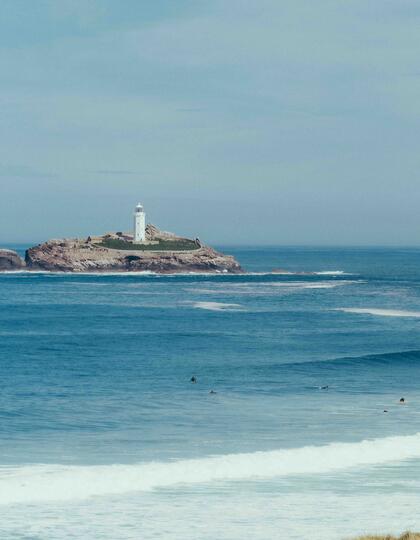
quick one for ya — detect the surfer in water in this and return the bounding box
[399,397,405,404]
[190,376,197,384]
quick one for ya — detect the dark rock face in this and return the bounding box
[0,249,25,270]
[25,227,243,274]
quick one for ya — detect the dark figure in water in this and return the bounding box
[400,397,405,403]
[320,385,329,390]
[190,376,197,383]
[383,410,388,413]
[209,390,217,394]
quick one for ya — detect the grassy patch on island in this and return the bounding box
[96,238,200,251]
[353,534,420,540]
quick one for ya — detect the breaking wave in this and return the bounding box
[271,280,359,289]
[0,270,352,278]
[2,433,420,505]
[315,271,349,276]
[191,301,243,311]
[337,308,420,318]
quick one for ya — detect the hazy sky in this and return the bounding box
[0,0,419,244]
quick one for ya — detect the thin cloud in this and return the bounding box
[0,166,57,178]
[176,108,205,112]
[94,170,138,175]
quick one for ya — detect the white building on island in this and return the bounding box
[133,202,146,243]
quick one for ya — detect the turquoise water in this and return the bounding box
[2,246,420,538]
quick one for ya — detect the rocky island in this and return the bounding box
[0,249,25,271]
[21,224,243,274]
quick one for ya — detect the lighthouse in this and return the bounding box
[133,203,146,243]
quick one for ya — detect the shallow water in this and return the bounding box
[1,246,420,538]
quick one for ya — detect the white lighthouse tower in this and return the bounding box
[133,202,146,243]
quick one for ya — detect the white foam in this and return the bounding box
[245,270,352,276]
[272,281,357,289]
[2,433,420,505]
[0,271,222,277]
[298,283,341,289]
[337,308,420,318]
[0,269,352,278]
[315,271,348,276]
[188,281,360,296]
[191,301,243,311]
[0,270,50,275]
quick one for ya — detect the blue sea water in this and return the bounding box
[2,246,420,539]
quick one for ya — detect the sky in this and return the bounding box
[0,0,419,245]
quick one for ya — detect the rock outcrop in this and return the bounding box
[24,226,243,274]
[0,249,25,270]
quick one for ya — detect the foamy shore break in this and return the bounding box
[0,224,243,274]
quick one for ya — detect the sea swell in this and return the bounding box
[259,349,420,374]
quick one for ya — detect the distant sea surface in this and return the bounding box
[2,246,420,539]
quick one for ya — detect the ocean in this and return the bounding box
[1,246,420,539]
